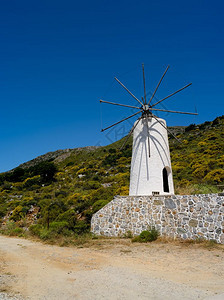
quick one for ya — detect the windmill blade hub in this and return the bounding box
[142,104,150,111]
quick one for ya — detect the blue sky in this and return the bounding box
[0,0,223,172]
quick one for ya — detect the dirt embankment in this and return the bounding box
[0,235,224,300]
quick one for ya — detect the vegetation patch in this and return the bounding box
[132,227,160,243]
[0,116,223,242]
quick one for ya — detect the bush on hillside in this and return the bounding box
[73,220,89,234]
[185,123,196,132]
[29,224,42,236]
[31,161,57,183]
[10,205,24,222]
[56,209,77,230]
[203,169,224,184]
[92,200,109,213]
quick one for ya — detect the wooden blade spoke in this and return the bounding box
[142,63,147,105]
[120,117,141,150]
[151,83,192,108]
[115,77,143,106]
[152,114,181,143]
[148,65,169,106]
[101,110,142,132]
[144,115,151,157]
[100,99,141,110]
[150,108,198,115]
[194,106,198,114]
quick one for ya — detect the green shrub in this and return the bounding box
[39,228,53,240]
[29,224,43,237]
[82,181,101,190]
[73,220,89,234]
[66,161,74,167]
[132,227,159,243]
[2,181,12,190]
[9,167,25,182]
[146,226,160,241]
[0,221,25,237]
[55,190,68,198]
[0,205,7,218]
[49,221,69,234]
[92,200,109,213]
[139,230,151,242]
[56,209,76,230]
[192,184,219,194]
[23,175,41,188]
[204,169,224,184]
[10,227,24,236]
[38,221,72,240]
[185,124,196,132]
[83,209,93,222]
[40,199,68,228]
[10,205,24,222]
[30,161,57,183]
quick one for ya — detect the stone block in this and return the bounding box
[216,228,222,234]
[204,197,211,202]
[199,221,203,227]
[189,219,198,227]
[153,199,163,205]
[177,227,186,234]
[206,217,213,222]
[165,198,176,209]
[220,234,224,243]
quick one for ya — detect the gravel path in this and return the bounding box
[0,293,25,300]
[0,235,224,299]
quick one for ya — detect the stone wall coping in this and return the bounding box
[114,193,222,199]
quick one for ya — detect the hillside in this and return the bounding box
[0,115,223,237]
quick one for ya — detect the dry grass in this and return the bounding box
[154,235,224,251]
[175,185,196,195]
[68,236,224,253]
[3,228,224,252]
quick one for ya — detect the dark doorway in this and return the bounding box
[163,168,169,192]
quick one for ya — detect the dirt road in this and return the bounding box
[0,235,224,300]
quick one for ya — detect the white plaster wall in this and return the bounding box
[129,116,174,196]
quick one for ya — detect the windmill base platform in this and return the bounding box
[91,193,224,244]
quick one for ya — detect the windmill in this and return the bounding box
[100,64,198,196]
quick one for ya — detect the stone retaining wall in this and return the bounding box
[91,194,224,244]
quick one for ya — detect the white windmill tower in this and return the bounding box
[100,64,197,196]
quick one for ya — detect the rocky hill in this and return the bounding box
[0,115,223,237]
[9,146,100,171]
